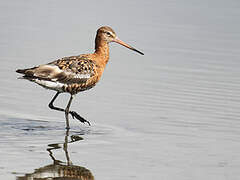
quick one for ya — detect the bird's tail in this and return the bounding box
[16,67,37,80]
[16,68,27,74]
[16,67,36,76]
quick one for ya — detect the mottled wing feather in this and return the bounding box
[20,56,96,84]
[17,55,98,93]
[48,56,97,84]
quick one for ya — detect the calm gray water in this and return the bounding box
[1,0,240,179]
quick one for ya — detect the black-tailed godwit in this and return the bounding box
[16,26,144,129]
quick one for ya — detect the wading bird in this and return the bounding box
[16,26,144,129]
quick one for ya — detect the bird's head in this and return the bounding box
[96,26,144,55]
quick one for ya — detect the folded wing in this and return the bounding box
[16,56,97,92]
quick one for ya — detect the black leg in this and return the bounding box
[65,95,73,129]
[48,92,91,126]
[49,92,64,112]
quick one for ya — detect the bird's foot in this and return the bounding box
[69,111,91,126]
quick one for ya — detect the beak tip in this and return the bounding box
[134,49,144,55]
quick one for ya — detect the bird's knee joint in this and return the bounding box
[48,103,53,109]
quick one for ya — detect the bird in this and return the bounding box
[16,26,144,129]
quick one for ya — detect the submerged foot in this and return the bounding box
[69,111,91,126]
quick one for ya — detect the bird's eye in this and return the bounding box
[106,32,111,37]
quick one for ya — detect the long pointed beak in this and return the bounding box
[113,37,144,55]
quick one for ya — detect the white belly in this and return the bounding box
[34,79,65,92]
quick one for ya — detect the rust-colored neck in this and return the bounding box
[94,36,110,67]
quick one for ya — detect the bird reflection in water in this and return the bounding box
[17,129,94,180]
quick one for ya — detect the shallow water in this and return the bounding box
[1,0,240,179]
